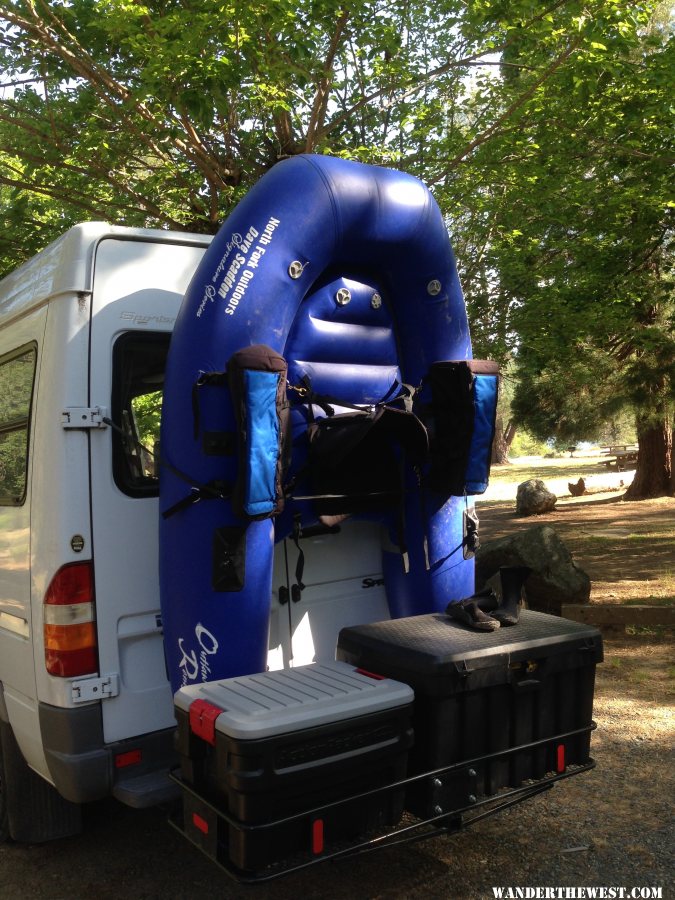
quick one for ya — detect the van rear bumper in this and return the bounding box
[39,702,177,807]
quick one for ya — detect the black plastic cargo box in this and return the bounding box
[174,662,414,872]
[337,610,602,818]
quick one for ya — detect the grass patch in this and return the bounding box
[626,625,671,638]
[628,670,651,684]
[626,530,675,542]
[624,597,675,607]
[489,455,628,487]
[583,535,620,545]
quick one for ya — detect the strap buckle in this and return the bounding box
[287,380,309,398]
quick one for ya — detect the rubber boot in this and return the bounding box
[473,586,499,613]
[492,566,531,626]
[446,594,500,632]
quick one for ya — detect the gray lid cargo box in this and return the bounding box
[173,662,414,873]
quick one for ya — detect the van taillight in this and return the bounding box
[44,562,98,677]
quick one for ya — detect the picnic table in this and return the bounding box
[600,444,639,470]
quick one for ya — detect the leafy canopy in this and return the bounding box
[1,1,672,475]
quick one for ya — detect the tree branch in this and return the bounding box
[7,1,228,188]
[0,76,43,88]
[428,36,583,184]
[305,9,350,152]
[319,0,575,144]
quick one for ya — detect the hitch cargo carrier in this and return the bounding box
[169,611,602,882]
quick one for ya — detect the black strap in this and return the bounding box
[192,370,228,439]
[289,374,371,419]
[161,479,231,520]
[375,378,420,413]
[395,455,409,574]
[291,515,306,602]
[415,466,431,571]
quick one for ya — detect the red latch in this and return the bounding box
[312,818,324,855]
[192,812,209,835]
[556,743,566,773]
[189,699,223,746]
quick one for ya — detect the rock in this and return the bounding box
[516,478,557,515]
[475,524,591,615]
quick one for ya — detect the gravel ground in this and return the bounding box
[1,635,672,900]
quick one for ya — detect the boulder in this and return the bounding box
[516,478,557,515]
[475,524,591,615]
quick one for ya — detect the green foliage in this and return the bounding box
[0,347,35,502]
[508,429,549,458]
[0,430,28,501]
[444,2,674,449]
[132,390,162,448]
[1,2,663,263]
[0,1,672,491]
[596,410,638,447]
[0,348,34,424]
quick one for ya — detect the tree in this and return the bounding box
[1,1,652,261]
[491,367,519,464]
[1,1,672,495]
[1,0,551,265]
[442,3,674,496]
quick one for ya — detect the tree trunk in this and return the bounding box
[623,416,673,500]
[492,416,516,464]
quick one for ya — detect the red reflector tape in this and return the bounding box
[312,818,324,855]
[355,668,385,680]
[115,749,142,769]
[192,813,209,835]
[556,744,566,773]
[189,699,223,746]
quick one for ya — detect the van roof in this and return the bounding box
[0,222,212,329]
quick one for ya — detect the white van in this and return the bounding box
[0,223,394,841]
[0,224,215,839]
[0,222,603,876]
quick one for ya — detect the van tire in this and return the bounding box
[0,721,82,843]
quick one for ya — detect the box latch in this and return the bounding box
[189,699,223,745]
[453,660,474,678]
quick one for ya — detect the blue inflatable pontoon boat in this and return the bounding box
[159,155,499,692]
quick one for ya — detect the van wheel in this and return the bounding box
[0,721,82,842]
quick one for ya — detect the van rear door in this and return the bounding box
[89,236,206,744]
[284,520,390,666]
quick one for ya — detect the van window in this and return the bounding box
[112,332,171,497]
[0,345,37,505]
